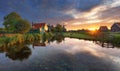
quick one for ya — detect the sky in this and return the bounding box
[0,0,120,30]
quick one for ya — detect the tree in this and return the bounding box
[48,24,66,32]
[3,12,31,33]
[3,12,21,32]
[14,20,31,34]
[55,24,63,32]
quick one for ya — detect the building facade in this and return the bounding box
[99,26,109,32]
[111,22,120,32]
[32,23,48,33]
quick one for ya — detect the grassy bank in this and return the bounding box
[64,32,120,47]
[109,33,120,46]
[0,32,54,47]
[63,32,95,40]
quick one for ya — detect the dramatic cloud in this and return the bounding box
[75,0,103,12]
[0,0,120,30]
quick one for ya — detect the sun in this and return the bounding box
[89,28,97,31]
[88,28,98,35]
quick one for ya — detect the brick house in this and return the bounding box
[32,23,48,33]
[99,26,109,32]
[111,22,120,32]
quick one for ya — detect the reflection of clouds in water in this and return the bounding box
[62,38,106,58]
[49,38,120,70]
[32,49,118,71]
[65,45,106,58]
[1,38,120,71]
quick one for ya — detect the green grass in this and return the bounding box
[0,32,54,47]
[111,32,120,37]
[63,32,95,40]
[64,32,120,47]
[0,33,41,47]
[108,32,120,46]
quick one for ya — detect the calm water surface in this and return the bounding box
[0,38,120,71]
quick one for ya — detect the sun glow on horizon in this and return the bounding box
[88,28,98,31]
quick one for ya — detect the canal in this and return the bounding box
[0,38,120,71]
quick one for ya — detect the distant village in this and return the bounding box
[99,22,120,32]
[0,21,120,34]
[31,22,66,33]
[67,22,120,33]
[31,22,120,32]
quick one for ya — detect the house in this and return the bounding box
[99,26,109,32]
[32,22,48,33]
[111,22,120,32]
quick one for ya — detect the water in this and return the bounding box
[0,38,120,71]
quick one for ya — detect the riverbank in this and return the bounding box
[63,32,95,40]
[63,32,120,47]
[1,32,120,48]
[0,32,53,47]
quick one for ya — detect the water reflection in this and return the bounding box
[29,51,118,71]
[0,37,120,71]
[93,41,115,48]
[32,35,65,47]
[0,44,31,61]
[50,35,65,44]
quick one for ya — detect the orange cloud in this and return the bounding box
[66,22,113,31]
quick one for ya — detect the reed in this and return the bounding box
[0,33,42,47]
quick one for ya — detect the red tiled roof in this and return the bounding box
[32,23,46,29]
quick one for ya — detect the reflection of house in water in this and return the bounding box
[32,39,49,48]
[32,35,65,48]
[93,41,114,48]
[33,42,46,47]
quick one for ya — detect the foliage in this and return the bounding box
[33,33,41,40]
[48,24,66,32]
[55,24,63,32]
[5,44,31,61]
[3,12,21,32]
[14,20,31,34]
[64,32,120,47]
[3,12,31,33]
[0,28,5,30]
[24,34,35,42]
[0,28,6,33]
[0,33,41,47]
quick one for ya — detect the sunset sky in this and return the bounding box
[0,0,120,30]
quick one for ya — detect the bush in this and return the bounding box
[0,33,52,47]
[15,34,24,44]
[24,34,35,42]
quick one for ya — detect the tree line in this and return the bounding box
[48,24,66,33]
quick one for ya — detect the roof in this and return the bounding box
[111,22,120,29]
[99,26,108,28]
[99,26,108,31]
[32,23,46,29]
[114,22,120,26]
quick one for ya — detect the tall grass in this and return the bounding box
[0,32,54,47]
[63,32,95,40]
[0,33,41,47]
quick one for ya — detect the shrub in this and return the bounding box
[15,34,24,44]
[33,33,41,40]
[24,34,35,42]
